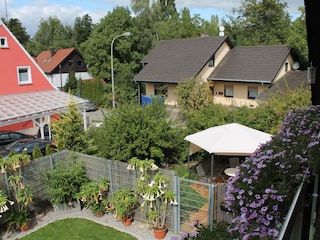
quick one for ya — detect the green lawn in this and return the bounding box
[19,218,137,240]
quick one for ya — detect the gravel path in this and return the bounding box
[2,206,178,240]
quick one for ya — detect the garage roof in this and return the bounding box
[0,90,89,127]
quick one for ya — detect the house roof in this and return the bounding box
[257,70,308,101]
[133,36,231,84]
[0,21,57,95]
[208,45,292,84]
[35,48,76,73]
[0,90,89,127]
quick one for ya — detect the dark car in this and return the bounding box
[0,138,55,159]
[85,101,97,112]
[0,131,36,147]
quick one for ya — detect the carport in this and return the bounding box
[0,90,91,139]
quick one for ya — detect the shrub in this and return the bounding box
[226,106,320,238]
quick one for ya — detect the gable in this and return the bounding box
[208,45,292,84]
[0,21,56,95]
[133,36,232,84]
[36,48,76,73]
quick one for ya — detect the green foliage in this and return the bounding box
[175,78,212,115]
[127,158,177,230]
[73,14,93,46]
[185,104,234,134]
[64,71,78,94]
[4,18,30,47]
[248,87,311,134]
[183,85,310,135]
[76,178,110,215]
[26,16,76,56]
[32,146,43,159]
[45,144,54,155]
[91,102,186,164]
[42,155,89,206]
[51,99,96,153]
[79,79,105,107]
[225,0,291,46]
[176,221,231,239]
[110,188,138,220]
[5,209,30,230]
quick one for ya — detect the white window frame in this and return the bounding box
[224,85,234,98]
[248,86,258,99]
[17,66,32,84]
[0,37,8,48]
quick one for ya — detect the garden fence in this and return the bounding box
[0,150,230,234]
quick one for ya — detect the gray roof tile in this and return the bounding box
[257,71,308,101]
[133,36,231,83]
[208,46,292,83]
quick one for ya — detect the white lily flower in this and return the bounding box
[148,180,155,187]
[150,163,158,170]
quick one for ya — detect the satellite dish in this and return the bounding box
[292,61,300,70]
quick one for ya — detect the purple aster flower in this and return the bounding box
[189,231,198,237]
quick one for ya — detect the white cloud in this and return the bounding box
[1,0,305,37]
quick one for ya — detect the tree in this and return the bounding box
[175,78,212,114]
[64,70,78,94]
[80,7,139,81]
[80,7,143,106]
[73,14,93,46]
[286,7,308,69]
[224,0,291,46]
[51,100,95,153]
[26,16,76,56]
[3,18,30,47]
[90,102,186,165]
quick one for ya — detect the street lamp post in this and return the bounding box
[111,32,131,108]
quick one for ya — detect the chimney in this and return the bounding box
[50,47,56,57]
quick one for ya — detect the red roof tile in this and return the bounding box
[36,48,75,73]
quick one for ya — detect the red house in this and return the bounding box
[0,21,89,137]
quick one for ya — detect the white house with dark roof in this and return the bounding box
[133,36,233,105]
[133,36,302,107]
[208,45,295,107]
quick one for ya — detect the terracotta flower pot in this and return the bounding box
[123,217,133,226]
[20,221,31,232]
[153,226,168,239]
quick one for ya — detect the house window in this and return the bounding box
[17,66,32,84]
[154,84,167,96]
[0,37,8,48]
[248,87,258,99]
[285,62,289,71]
[77,61,82,66]
[224,85,233,98]
[208,55,215,66]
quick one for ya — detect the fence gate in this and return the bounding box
[177,178,214,234]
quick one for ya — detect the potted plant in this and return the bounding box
[110,188,138,226]
[0,189,14,217]
[42,156,89,208]
[76,178,110,217]
[5,209,31,232]
[128,157,177,239]
[5,173,33,232]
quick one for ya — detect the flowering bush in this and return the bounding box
[226,106,320,239]
[127,157,178,230]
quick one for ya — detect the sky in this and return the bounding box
[0,0,304,37]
